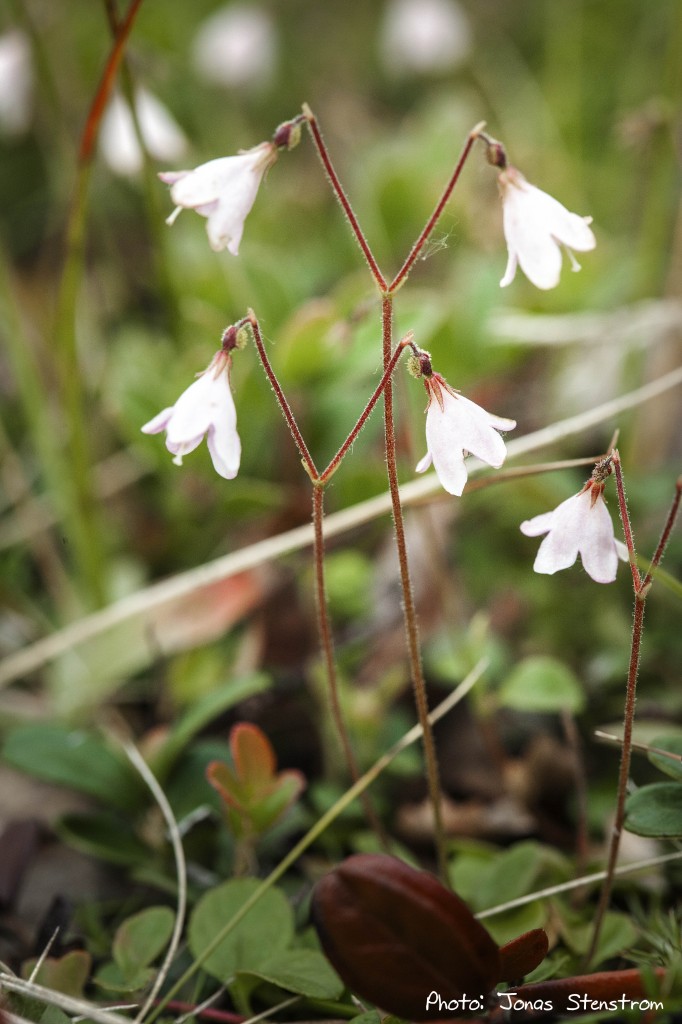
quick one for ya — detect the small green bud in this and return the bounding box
[406,354,422,379]
[235,324,252,350]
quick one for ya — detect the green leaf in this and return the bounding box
[22,951,92,998]
[498,657,585,714]
[625,782,682,838]
[2,725,143,811]
[649,734,682,781]
[93,961,154,994]
[477,841,571,910]
[239,949,343,999]
[113,907,175,977]
[55,812,150,866]
[188,879,293,980]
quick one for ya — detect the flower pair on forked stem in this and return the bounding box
[145,104,600,882]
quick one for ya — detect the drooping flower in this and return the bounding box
[520,479,628,583]
[498,166,596,290]
[159,142,277,254]
[100,87,187,177]
[141,348,241,479]
[414,358,515,496]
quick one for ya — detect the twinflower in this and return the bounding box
[520,477,628,583]
[498,167,596,290]
[141,347,241,479]
[159,142,277,254]
[413,352,515,496]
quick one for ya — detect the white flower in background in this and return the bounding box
[141,350,241,479]
[499,167,596,290]
[0,30,33,136]
[380,0,472,76]
[192,3,276,90]
[415,372,515,496]
[100,87,187,177]
[159,142,276,254]
[520,481,628,583]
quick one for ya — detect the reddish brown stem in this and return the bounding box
[246,314,319,481]
[389,123,484,293]
[381,296,448,883]
[585,456,681,966]
[303,106,387,292]
[79,0,145,163]
[319,334,411,483]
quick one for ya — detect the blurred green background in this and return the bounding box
[0,0,680,729]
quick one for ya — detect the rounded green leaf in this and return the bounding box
[648,734,682,781]
[625,782,682,838]
[113,907,175,975]
[240,950,343,999]
[188,879,293,981]
[498,657,585,714]
[3,724,143,811]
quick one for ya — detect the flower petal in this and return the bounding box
[164,373,215,444]
[415,450,433,474]
[445,393,510,469]
[520,510,556,538]
[141,407,174,434]
[207,422,241,479]
[578,496,619,583]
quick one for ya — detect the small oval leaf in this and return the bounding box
[311,854,500,1021]
[625,782,682,838]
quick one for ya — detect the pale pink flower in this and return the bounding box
[415,373,515,496]
[520,481,628,583]
[159,142,277,254]
[141,351,241,479]
[499,167,596,290]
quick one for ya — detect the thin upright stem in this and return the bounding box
[312,486,388,847]
[246,314,319,481]
[380,296,449,884]
[303,104,387,292]
[389,122,485,294]
[320,333,412,483]
[610,450,642,593]
[585,457,681,966]
[584,595,644,967]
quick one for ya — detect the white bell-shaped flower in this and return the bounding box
[141,351,241,479]
[499,167,596,290]
[416,374,515,496]
[159,142,277,254]
[520,482,628,583]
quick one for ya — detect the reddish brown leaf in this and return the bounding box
[497,928,549,983]
[311,854,500,1021]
